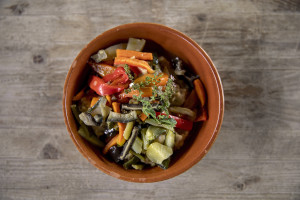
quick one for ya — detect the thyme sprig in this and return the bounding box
[126,70,176,128]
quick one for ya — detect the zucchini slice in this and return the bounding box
[165,130,175,148]
[123,121,135,140]
[141,128,150,150]
[145,126,167,141]
[131,137,143,154]
[146,142,173,165]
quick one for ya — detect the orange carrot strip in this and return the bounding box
[105,95,112,106]
[193,79,206,107]
[112,102,120,113]
[119,87,153,98]
[114,57,155,74]
[112,102,127,146]
[139,113,148,121]
[72,87,86,101]
[116,49,153,61]
[117,123,126,146]
[134,73,168,86]
[102,135,118,154]
[90,97,100,108]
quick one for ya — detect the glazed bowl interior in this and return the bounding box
[63,23,224,182]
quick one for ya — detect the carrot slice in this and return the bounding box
[72,87,86,101]
[102,135,118,154]
[139,113,148,121]
[134,73,168,86]
[112,102,120,113]
[114,57,155,74]
[119,87,153,98]
[90,97,100,107]
[112,102,127,146]
[116,49,153,61]
[117,123,126,146]
[105,95,112,106]
[193,79,206,107]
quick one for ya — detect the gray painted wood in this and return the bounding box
[0,0,299,199]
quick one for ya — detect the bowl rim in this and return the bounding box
[62,22,224,182]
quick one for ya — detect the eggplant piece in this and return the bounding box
[92,126,105,137]
[71,104,103,146]
[104,128,118,143]
[169,106,196,120]
[108,145,122,163]
[119,126,139,160]
[182,73,200,89]
[107,111,137,123]
[94,114,103,123]
[149,52,162,73]
[172,57,186,76]
[79,112,99,126]
[89,97,111,120]
[169,84,188,106]
[171,57,200,89]
[121,103,159,111]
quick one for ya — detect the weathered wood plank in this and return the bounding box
[0,0,299,199]
[0,158,299,200]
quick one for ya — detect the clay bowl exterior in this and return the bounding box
[63,23,224,182]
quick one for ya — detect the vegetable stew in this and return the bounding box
[71,38,208,170]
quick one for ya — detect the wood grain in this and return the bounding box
[0,0,299,199]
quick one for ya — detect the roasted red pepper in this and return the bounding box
[156,112,193,131]
[129,66,141,76]
[89,75,124,96]
[103,67,129,84]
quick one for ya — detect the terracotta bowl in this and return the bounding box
[63,23,224,182]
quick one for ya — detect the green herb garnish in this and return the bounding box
[132,72,176,127]
[123,64,134,82]
[122,65,176,128]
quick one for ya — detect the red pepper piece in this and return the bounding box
[129,66,141,76]
[103,67,129,84]
[89,76,124,96]
[156,112,193,131]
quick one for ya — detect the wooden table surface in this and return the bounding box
[0,0,299,199]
